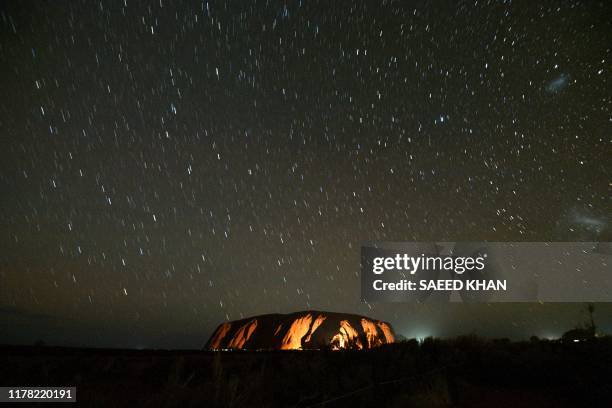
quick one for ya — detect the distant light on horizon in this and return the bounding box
[540,333,560,340]
[405,329,435,343]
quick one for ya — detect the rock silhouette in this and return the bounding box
[205,311,395,350]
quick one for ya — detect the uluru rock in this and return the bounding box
[205,310,395,350]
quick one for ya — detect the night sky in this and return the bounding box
[1,0,610,349]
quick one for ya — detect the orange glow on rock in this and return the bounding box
[361,318,383,348]
[331,320,363,350]
[209,322,232,350]
[205,311,396,351]
[304,314,327,343]
[227,319,258,349]
[280,314,313,350]
[377,322,395,343]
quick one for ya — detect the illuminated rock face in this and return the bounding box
[205,311,395,350]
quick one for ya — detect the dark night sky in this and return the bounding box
[1,0,610,349]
